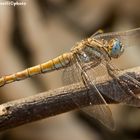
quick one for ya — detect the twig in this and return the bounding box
[0,66,140,131]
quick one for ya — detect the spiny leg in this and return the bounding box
[89,61,140,107]
[91,29,104,37]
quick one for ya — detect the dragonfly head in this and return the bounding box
[108,38,124,58]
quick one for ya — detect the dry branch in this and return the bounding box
[0,66,140,131]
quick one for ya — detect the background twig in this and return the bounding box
[0,66,140,132]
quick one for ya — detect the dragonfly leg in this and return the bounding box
[81,60,101,72]
[106,64,118,78]
[106,63,139,97]
[107,63,140,88]
[92,29,104,37]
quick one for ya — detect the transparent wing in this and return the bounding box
[105,62,140,107]
[76,54,140,128]
[62,58,87,106]
[74,55,114,129]
[82,105,114,129]
[63,58,82,85]
[90,60,140,107]
[93,28,140,49]
[62,55,114,129]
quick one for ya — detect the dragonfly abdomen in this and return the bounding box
[0,53,71,87]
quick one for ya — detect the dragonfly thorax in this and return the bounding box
[78,46,103,63]
[71,39,110,63]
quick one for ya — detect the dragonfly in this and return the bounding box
[0,28,140,129]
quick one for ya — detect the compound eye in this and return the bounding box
[111,39,124,58]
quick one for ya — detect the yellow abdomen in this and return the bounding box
[0,53,72,87]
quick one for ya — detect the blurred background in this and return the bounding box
[0,0,140,140]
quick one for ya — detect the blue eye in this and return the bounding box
[113,40,121,51]
[110,39,124,58]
